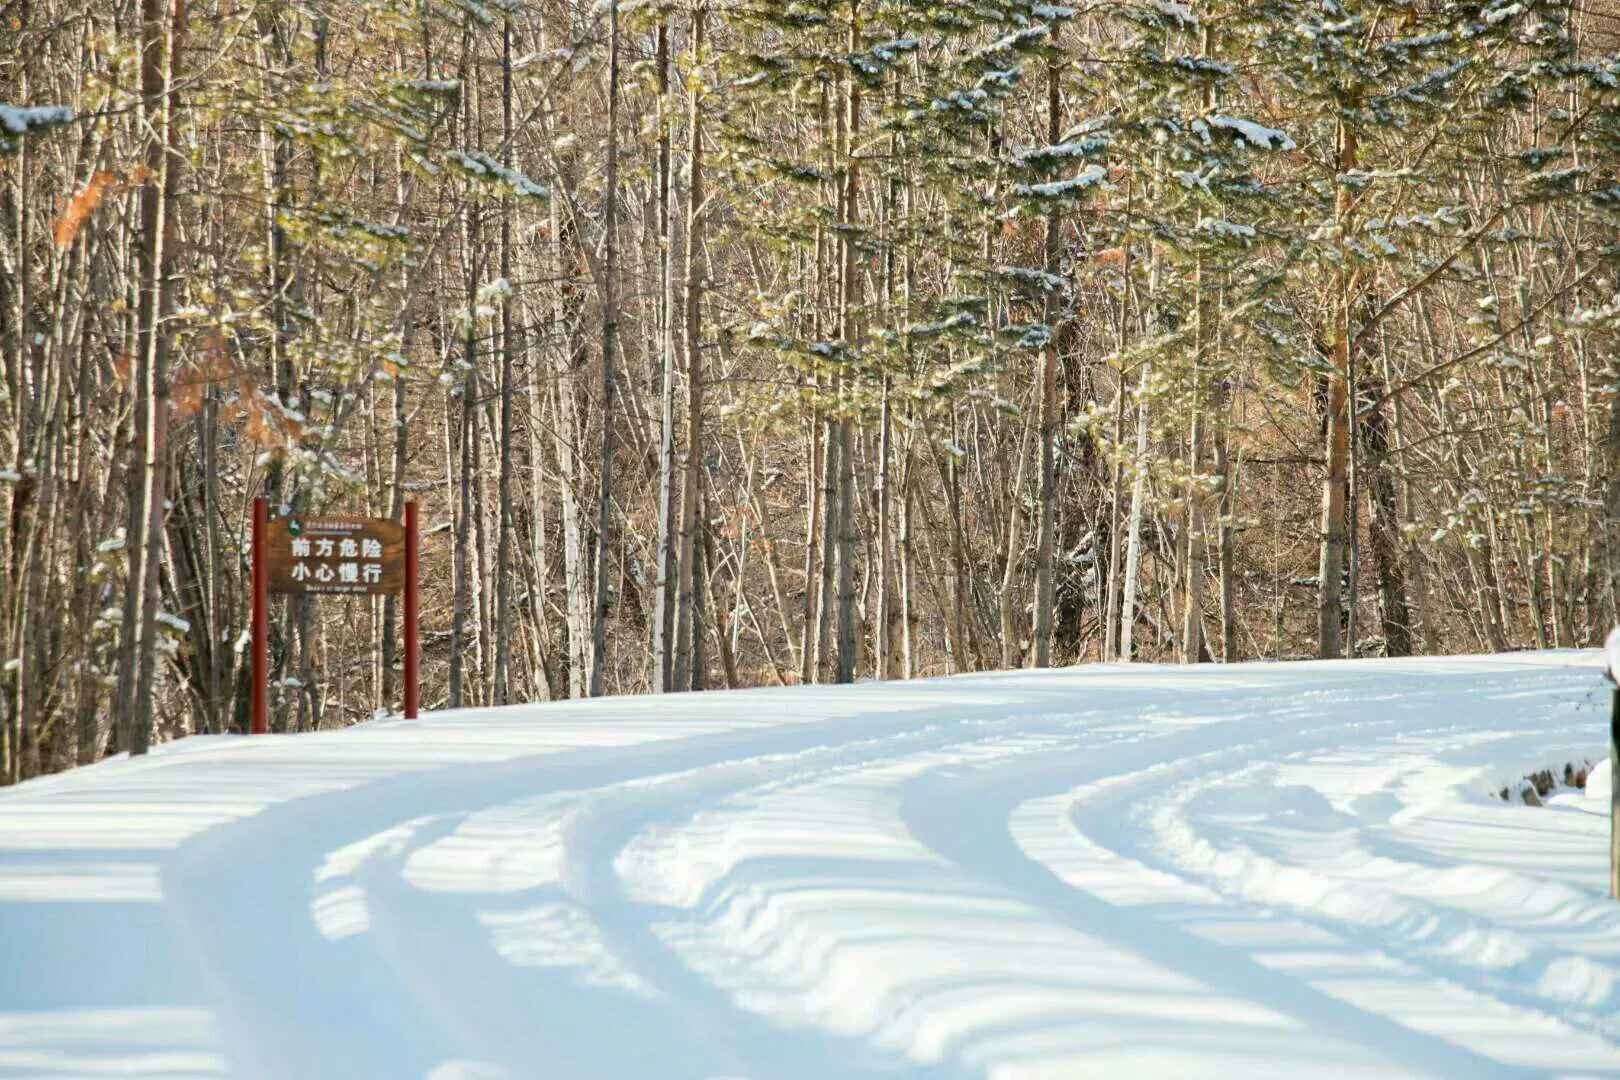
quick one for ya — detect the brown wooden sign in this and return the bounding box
[266,514,405,596]
[252,500,419,733]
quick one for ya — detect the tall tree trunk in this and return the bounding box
[672,2,706,693]
[1032,43,1062,668]
[16,283,65,775]
[1000,403,1036,668]
[523,280,557,701]
[835,417,857,682]
[877,381,893,680]
[381,349,408,705]
[690,479,707,691]
[1605,362,1620,616]
[7,105,42,778]
[471,363,489,698]
[1215,416,1236,663]
[833,0,862,685]
[813,417,838,681]
[670,2,703,693]
[799,417,821,683]
[492,11,516,706]
[1101,217,1133,664]
[943,426,973,672]
[0,43,31,782]
[588,0,623,697]
[297,597,317,731]
[1182,27,1216,667]
[1318,116,1357,659]
[1362,397,1413,657]
[652,17,678,693]
[899,440,915,679]
[115,0,184,756]
[702,509,738,689]
[1120,367,1150,661]
[1182,258,1211,665]
[551,186,590,697]
[450,108,479,709]
[1103,374,1127,663]
[1401,301,1439,653]
[72,312,105,759]
[1185,314,1211,660]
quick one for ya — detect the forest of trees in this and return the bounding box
[4,0,1620,781]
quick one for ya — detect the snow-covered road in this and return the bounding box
[2,653,1618,1078]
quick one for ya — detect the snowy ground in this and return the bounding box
[1,652,1618,1079]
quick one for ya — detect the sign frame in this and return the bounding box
[250,498,421,733]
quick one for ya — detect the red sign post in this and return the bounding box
[405,501,420,722]
[249,499,420,733]
[252,499,269,735]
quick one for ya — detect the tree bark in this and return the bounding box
[588,0,623,697]
[1000,401,1036,669]
[672,3,707,693]
[450,169,479,708]
[899,439,915,679]
[876,377,893,679]
[1032,42,1062,669]
[1103,373,1127,663]
[1120,366,1150,661]
[834,0,862,685]
[1182,259,1211,666]
[115,0,185,756]
[1318,116,1357,659]
[814,417,838,681]
[492,10,516,706]
[1215,418,1236,663]
[1605,362,1620,615]
[652,18,678,693]
[1361,397,1413,657]
[549,171,591,697]
[799,416,821,683]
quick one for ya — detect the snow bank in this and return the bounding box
[1589,758,1612,802]
[0,651,1616,1077]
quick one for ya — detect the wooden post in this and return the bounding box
[404,501,420,720]
[251,497,269,735]
[1610,687,1618,900]
[1607,627,1620,899]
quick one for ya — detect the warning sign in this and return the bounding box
[266,515,405,596]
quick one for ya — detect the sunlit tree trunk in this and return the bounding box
[1032,42,1062,669]
[1318,116,1357,659]
[115,0,185,755]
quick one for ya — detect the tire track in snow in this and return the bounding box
[1040,702,1620,1022]
[897,707,1531,1077]
[922,671,1620,1075]
[373,722,1007,1080]
[562,728,1012,1080]
[376,712,1123,1078]
[599,706,1407,1077]
[340,804,749,1080]
[162,682,1141,1078]
[161,705,1027,1078]
[115,655,1619,1078]
[1131,725,1620,1044]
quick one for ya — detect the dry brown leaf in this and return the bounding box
[54,171,118,251]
